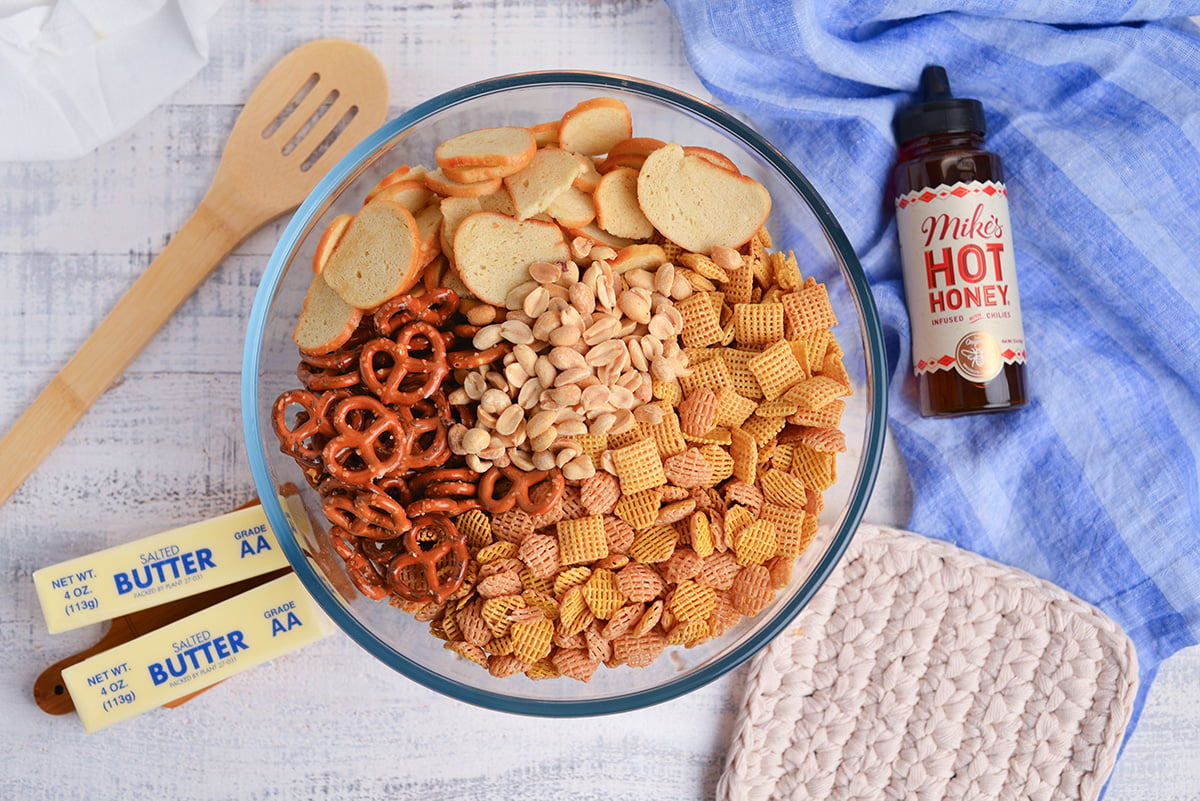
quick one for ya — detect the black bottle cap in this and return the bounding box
[893,65,986,144]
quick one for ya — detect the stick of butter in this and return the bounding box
[33,504,290,634]
[61,573,333,733]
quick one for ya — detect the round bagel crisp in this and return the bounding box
[558,97,633,156]
[321,199,423,309]
[452,211,569,306]
[293,273,362,355]
[435,126,537,169]
[637,143,771,254]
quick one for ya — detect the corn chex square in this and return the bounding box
[719,349,764,400]
[645,410,687,458]
[788,398,846,429]
[729,428,758,484]
[613,487,664,530]
[761,502,815,559]
[748,340,805,400]
[629,525,678,563]
[582,568,625,619]
[733,303,785,349]
[570,433,610,466]
[652,379,683,405]
[761,468,809,508]
[781,281,838,338]
[791,375,850,412]
[770,250,802,291]
[556,515,609,566]
[668,580,718,623]
[610,438,667,495]
[722,265,755,304]
[677,292,724,348]
[804,327,833,367]
[699,444,735,483]
[733,519,777,567]
[678,251,730,282]
[791,443,835,491]
[680,355,734,395]
[713,386,758,428]
[748,235,773,285]
[743,415,786,448]
[820,350,853,394]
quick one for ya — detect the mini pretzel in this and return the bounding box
[322,395,412,486]
[272,389,331,467]
[406,496,481,518]
[322,490,411,540]
[297,358,361,392]
[406,467,481,517]
[477,464,566,515]
[374,473,414,505]
[397,399,452,472]
[359,321,449,406]
[448,342,511,370]
[408,467,478,496]
[387,513,469,604]
[373,287,459,334]
[344,551,391,601]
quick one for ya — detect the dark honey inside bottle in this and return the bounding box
[893,66,1029,417]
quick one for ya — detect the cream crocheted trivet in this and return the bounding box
[719,524,1138,801]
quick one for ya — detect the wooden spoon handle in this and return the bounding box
[0,197,265,506]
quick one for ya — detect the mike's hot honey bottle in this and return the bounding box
[893,65,1029,417]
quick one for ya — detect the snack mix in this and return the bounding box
[271,97,851,681]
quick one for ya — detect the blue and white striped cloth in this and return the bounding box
[665,0,1200,742]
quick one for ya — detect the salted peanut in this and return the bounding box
[504,147,587,220]
[453,212,570,306]
[436,125,537,170]
[558,97,633,156]
[311,213,352,275]
[321,199,422,309]
[594,167,655,240]
[637,143,771,254]
[424,168,504,199]
[292,273,362,355]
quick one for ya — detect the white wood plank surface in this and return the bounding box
[1,1,1196,798]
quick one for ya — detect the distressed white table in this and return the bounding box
[1,2,1196,798]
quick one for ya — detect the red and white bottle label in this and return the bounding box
[895,180,1026,383]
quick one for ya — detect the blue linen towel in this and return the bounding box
[664,0,1200,744]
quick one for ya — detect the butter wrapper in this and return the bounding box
[61,573,333,733]
[33,504,290,633]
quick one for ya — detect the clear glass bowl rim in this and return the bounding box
[241,69,888,716]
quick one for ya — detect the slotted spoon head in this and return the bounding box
[209,38,390,225]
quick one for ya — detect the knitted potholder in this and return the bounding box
[719,525,1138,801]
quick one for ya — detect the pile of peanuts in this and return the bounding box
[446,238,707,481]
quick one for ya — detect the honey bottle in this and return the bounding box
[892,65,1029,417]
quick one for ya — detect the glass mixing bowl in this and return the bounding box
[242,71,887,715]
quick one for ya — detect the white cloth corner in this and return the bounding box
[0,0,226,161]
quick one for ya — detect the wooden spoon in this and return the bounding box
[0,39,389,507]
